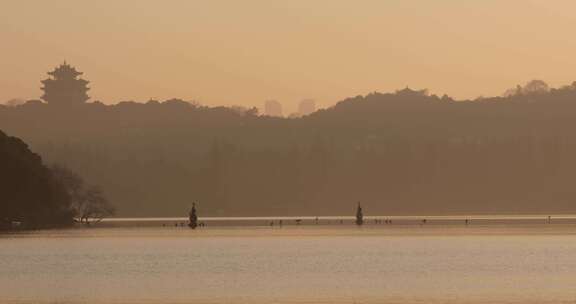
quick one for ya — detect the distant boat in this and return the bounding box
[188,203,198,229]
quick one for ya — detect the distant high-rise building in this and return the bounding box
[298,99,316,116]
[264,100,283,117]
[41,62,90,106]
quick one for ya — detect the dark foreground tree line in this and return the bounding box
[0,130,113,230]
[3,80,576,216]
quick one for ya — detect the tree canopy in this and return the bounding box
[0,130,74,229]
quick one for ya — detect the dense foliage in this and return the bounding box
[0,130,74,229]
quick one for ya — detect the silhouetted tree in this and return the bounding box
[51,165,114,224]
[504,79,549,97]
[78,186,114,223]
[522,80,549,95]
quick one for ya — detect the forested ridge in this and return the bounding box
[3,81,576,216]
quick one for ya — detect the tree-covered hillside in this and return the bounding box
[0,130,74,228]
[3,81,576,216]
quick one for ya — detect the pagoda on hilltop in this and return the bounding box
[41,62,90,105]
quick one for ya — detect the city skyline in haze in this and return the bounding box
[2,0,576,110]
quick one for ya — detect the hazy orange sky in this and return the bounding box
[2,0,576,112]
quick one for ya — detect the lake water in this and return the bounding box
[2,224,576,303]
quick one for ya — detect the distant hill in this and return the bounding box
[3,82,576,217]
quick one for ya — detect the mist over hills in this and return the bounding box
[3,81,576,217]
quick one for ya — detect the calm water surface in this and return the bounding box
[2,225,576,303]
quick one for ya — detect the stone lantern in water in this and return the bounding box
[355,202,364,226]
[189,203,198,229]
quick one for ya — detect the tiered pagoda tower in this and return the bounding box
[41,62,89,105]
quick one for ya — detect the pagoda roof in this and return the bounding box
[47,61,83,78]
